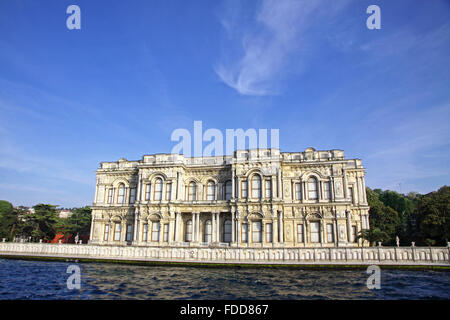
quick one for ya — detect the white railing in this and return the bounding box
[0,242,449,265]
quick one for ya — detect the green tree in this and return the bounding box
[22,204,59,241]
[414,186,450,246]
[55,206,92,241]
[0,200,18,240]
[366,188,402,245]
[356,228,389,247]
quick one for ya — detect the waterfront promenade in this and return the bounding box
[0,241,449,266]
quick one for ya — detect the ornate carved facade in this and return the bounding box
[89,148,370,247]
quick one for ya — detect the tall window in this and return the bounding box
[265,180,272,199]
[126,224,132,241]
[207,181,215,200]
[154,178,163,201]
[224,220,232,243]
[114,223,121,241]
[295,183,301,200]
[142,224,148,241]
[145,184,151,201]
[225,180,232,200]
[241,180,248,198]
[117,184,125,204]
[349,186,354,204]
[310,221,320,243]
[241,223,248,243]
[324,181,331,200]
[204,220,212,243]
[265,223,273,242]
[308,177,318,200]
[297,224,304,243]
[188,182,197,201]
[163,224,169,242]
[352,226,357,243]
[252,221,262,243]
[151,221,160,242]
[104,224,109,241]
[107,188,114,204]
[185,220,193,242]
[165,183,172,201]
[251,175,262,199]
[129,188,136,204]
[327,223,334,242]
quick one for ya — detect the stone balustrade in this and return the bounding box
[0,242,449,266]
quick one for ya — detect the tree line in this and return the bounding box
[0,202,91,242]
[360,186,449,246]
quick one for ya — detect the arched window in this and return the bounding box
[207,181,215,201]
[117,184,125,204]
[154,178,163,201]
[308,177,318,200]
[224,180,232,200]
[188,182,197,201]
[223,220,232,243]
[204,219,212,243]
[251,175,262,199]
[185,219,193,242]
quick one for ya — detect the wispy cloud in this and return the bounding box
[214,0,352,95]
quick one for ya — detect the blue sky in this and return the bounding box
[0,0,449,207]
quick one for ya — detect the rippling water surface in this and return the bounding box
[0,258,449,300]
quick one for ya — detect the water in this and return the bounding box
[0,258,449,300]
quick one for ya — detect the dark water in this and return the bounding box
[0,258,449,300]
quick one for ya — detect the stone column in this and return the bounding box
[278,211,284,243]
[196,213,200,243]
[273,212,278,244]
[232,170,236,199]
[212,212,216,242]
[343,169,348,199]
[216,212,221,243]
[191,212,196,242]
[231,210,236,243]
[347,211,352,243]
[236,210,241,245]
[169,211,175,244]
[133,210,139,242]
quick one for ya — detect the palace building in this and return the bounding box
[89,148,370,248]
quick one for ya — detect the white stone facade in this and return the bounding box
[89,148,370,248]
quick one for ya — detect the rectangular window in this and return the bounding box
[165,183,172,201]
[107,188,114,204]
[129,188,136,204]
[252,221,262,243]
[324,182,331,200]
[265,180,272,198]
[117,187,125,204]
[143,224,148,241]
[265,223,273,242]
[241,181,248,198]
[207,183,215,201]
[145,184,151,201]
[225,182,232,200]
[327,223,334,243]
[352,226,357,243]
[241,223,248,243]
[224,220,232,243]
[126,224,132,241]
[310,221,320,243]
[104,224,109,241]
[349,186,354,204]
[151,222,160,242]
[295,183,301,200]
[163,224,169,242]
[297,224,304,243]
[114,223,121,241]
[154,181,163,201]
